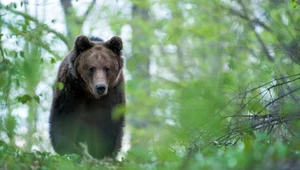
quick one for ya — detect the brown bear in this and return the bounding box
[49,35,125,159]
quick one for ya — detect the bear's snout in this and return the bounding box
[95,84,107,95]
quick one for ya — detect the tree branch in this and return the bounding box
[82,0,96,21]
[60,0,96,49]
[60,0,72,16]
[5,7,69,49]
[239,1,274,62]
[281,74,300,102]
[227,7,273,32]
[253,28,275,62]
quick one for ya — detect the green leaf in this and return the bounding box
[50,57,56,64]
[33,95,40,103]
[243,133,254,153]
[292,0,299,9]
[112,104,126,120]
[19,51,25,58]
[57,82,64,91]
[16,94,32,104]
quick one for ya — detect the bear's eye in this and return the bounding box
[89,67,96,74]
[104,67,110,73]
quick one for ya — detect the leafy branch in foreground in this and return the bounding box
[2,4,69,50]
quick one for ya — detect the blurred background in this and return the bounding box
[0,0,300,169]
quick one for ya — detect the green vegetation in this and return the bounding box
[1,0,300,169]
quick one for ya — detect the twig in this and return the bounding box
[281,74,299,102]
[257,86,300,115]
[239,1,274,62]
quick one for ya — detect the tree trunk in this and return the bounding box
[60,0,96,50]
[128,3,151,86]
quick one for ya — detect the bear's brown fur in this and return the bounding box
[49,35,125,159]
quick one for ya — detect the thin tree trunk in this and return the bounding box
[128,3,151,85]
[60,0,96,50]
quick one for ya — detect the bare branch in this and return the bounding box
[238,1,274,62]
[281,74,300,102]
[216,74,300,146]
[253,29,274,62]
[257,86,300,115]
[219,73,300,118]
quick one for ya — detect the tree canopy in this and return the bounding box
[0,0,300,169]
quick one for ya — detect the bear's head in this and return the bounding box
[69,35,123,99]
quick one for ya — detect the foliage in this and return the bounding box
[0,0,300,169]
[0,140,123,170]
[0,137,299,170]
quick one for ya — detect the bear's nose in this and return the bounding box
[96,84,106,94]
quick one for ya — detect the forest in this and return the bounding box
[0,0,300,169]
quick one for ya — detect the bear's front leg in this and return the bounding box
[49,113,83,156]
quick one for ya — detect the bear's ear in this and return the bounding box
[68,35,94,78]
[74,35,94,53]
[105,36,123,56]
